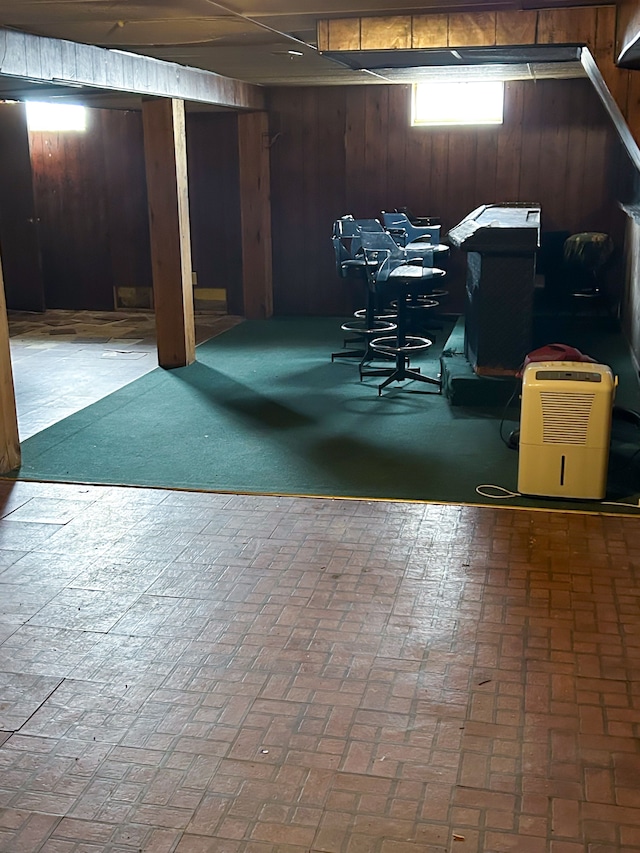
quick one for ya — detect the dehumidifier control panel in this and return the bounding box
[535,370,602,382]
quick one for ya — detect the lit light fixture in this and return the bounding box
[287,49,304,56]
[412,81,504,127]
[25,101,87,132]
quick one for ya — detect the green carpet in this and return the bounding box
[6,316,640,513]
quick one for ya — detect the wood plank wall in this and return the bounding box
[0,103,45,312]
[23,80,627,318]
[268,79,628,316]
[316,6,640,146]
[186,113,243,314]
[29,108,152,310]
[268,87,347,317]
[28,109,242,314]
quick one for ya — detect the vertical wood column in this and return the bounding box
[238,112,273,319]
[142,98,195,368]
[0,251,20,473]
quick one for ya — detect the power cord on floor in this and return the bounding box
[475,484,640,510]
[475,484,521,499]
[499,384,521,450]
[601,499,640,509]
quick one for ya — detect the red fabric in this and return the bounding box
[518,344,597,377]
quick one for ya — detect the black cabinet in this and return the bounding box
[448,203,540,376]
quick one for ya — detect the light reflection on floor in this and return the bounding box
[8,310,242,440]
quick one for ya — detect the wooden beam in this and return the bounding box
[316,7,640,160]
[411,15,449,49]
[318,7,614,53]
[237,112,273,320]
[448,12,496,47]
[581,47,640,171]
[496,11,537,46]
[537,7,598,48]
[361,17,411,50]
[142,98,195,368]
[0,27,264,110]
[0,250,20,474]
[327,19,361,51]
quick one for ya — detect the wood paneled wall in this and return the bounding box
[316,6,640,151]
[23,79,626,318]
[28,109,242,314]
[29,109,152,310]
[268,79,627,316]
[186,113,243,314]
[268,88,347,317]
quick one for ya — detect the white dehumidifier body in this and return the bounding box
[517,361,616,500]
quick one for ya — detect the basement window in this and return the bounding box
[411,81,504,127]
[26,102,87,132]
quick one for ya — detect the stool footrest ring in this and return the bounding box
[341,320,397,336]
[370,335,432,356]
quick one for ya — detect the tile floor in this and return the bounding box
[1,312,640,852]
[8,310,242,440]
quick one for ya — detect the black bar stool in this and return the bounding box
[359,246,445,395]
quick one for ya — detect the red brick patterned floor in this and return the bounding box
[0,479,639,852]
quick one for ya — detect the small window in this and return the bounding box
[411,81,504,127]
[26,102,87,132]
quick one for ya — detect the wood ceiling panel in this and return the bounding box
[0,0,228,22]
[23,19,252,47]
[0,0,617,86]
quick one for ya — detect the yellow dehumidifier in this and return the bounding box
[517,361,617,500]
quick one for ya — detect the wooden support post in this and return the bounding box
[142,98,195,368]
[238,112,273,320]
[0,250,20,473]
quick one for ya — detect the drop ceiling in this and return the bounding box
[0,0,599,107]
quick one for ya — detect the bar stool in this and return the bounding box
[360,247,445,395]
[330,219,397,362]
[563,232,614,314]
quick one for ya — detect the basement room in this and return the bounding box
[1,1,640,851]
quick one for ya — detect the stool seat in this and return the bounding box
[563,232,614,297]
[359,255,444,394]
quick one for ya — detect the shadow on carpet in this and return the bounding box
[5,316,640,514]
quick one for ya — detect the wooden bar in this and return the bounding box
[0,251,20,474]
[0,27,264,110]
[237,111,273,320]
[142,98,195,368]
